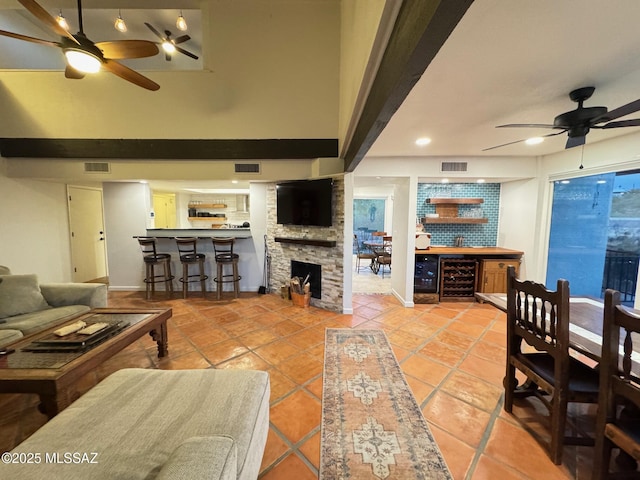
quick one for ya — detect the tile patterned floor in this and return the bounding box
[0,291,598,479]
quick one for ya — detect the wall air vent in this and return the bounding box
[234,163,260,174]
[84,162,110,173]
[440,161,468,172]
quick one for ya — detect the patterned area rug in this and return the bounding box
[320,329,452,479]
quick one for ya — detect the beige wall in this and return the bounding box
[0,1,340,140]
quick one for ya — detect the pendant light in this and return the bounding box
[56,10,69,31]
[114,10,127,33]
[176,11,188,31]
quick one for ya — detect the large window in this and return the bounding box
[546,170,640,304]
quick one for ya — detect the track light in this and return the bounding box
[114,10,127,33]
[56,10,69,31]
[176,11,187,31]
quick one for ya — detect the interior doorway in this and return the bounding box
[67,186,108,283]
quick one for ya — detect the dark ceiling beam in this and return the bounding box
[0,138,338,160]
[343,0,474,172]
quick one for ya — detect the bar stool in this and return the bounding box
[137,237,174,300]
[175,237,208,298]
[212,237,241,300]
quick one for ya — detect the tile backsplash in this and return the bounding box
[416,183,501,247]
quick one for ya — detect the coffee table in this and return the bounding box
[0,307,172,418]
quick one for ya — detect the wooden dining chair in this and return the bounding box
[353,234,375,273]
[373,238,392,278]
[593,289,640,480]
[504,266,600,465]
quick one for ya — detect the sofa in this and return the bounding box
[0,265,107,347]
[1,368,271,480]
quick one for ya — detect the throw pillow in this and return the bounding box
[0,274,50,319]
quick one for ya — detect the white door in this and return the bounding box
[152,193,176,228]
[68,186,108,282]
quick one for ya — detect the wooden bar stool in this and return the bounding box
[175,237,208,298]
[212,237,241,300]
[137,237,174,300]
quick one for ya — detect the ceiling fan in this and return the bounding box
[484,86,640,151]
[0,0,160,90]
[144,22,199,61]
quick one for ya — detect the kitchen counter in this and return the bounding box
[415,246,523,257]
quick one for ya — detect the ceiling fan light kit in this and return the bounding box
[485,86,640,151]
[64,49,100,73]
[145,22,199,62]
[162,41,176,54]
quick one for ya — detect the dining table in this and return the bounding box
[363,239,392,274]
[475,292,640,369]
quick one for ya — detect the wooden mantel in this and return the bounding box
[274,237,336,247]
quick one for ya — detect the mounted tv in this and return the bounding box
[276,178,333,227]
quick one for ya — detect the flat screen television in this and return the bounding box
[276,178,333,227]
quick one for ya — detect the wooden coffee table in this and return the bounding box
[0,307,172,418]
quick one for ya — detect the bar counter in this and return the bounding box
[415,246,523,257]
[144,228,252,239]
[135,230,258,294]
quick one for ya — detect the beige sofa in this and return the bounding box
[1,368,271,480]
[0,265,107,347]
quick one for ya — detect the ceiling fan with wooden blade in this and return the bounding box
[484,86,640,151]
[144,22,199,61]
[0,0,161,91]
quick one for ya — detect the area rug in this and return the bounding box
[320,328,452,479]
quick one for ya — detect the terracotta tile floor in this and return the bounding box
[0,291,598,479]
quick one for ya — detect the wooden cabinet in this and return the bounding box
[440,258,478,301]
[477,259,521,293]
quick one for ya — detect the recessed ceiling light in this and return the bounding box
[441,178,449,183]
[525,137,544,145]
[415,137,431,146]
[476,179,485,183]
[231,180,238,184]
[561,180,570,184]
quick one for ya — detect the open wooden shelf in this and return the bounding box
[426,198,483,204]
[421,217,488,224]
[188,204,226,209]
[189,217,226,222]
[423,197,486,223]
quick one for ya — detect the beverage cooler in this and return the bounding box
[414,255,439,293]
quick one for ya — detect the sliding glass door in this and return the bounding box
[546,170,640,305]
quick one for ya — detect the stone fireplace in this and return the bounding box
[266,177,344,312]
